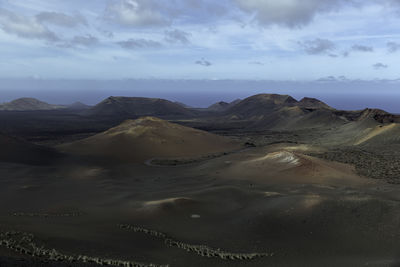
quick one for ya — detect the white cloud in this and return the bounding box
[117,38,162,49]
[299,38,336,55]
[164,29,191,44]
[234,0,347,27]
[36,11,87,28]
[373,62,388,69]
[0,8,59,41]
[105,0,169,27]
[58,35,99,48]
[387,42,400,53]
[195,58,212,66]
[351,44,374,52]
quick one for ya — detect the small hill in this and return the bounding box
[58,117,241,163]
[86,96,195,118]
[357,108,400,123]
[0,98,65,111]
[227,94,298,118]
[248,106,347,131]
[298,97,333,109]
[207,99,241,112]
[174,101,193,108]
[213,148,370,187]
[0,134,62,165]
[208,101,230,111]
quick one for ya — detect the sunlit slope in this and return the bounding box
[315,108,400,146]
[213,148,370,186]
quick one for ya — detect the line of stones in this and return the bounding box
[11,212,84,218]
[118,224,273,260]
[0,231,169,267]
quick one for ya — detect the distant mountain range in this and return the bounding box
[2,94,399,130]
[1,93,400,165]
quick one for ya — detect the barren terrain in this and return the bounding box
[1,94,400,266]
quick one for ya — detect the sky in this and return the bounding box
[1,0,400,110]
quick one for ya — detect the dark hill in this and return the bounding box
[208,101,230,111]
[208,99,241,112]
[85,96,195,118]
[227,94,298,118]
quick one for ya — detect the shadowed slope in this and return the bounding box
[0,134,62,165]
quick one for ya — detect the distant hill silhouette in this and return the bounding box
[0,98,65,111]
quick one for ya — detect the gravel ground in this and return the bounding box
[0,257,98,267]
[307,148,400,184]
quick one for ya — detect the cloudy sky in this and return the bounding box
[1,0,400,80]
[1,0,400,111]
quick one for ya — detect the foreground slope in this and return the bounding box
[59,117,241,163]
